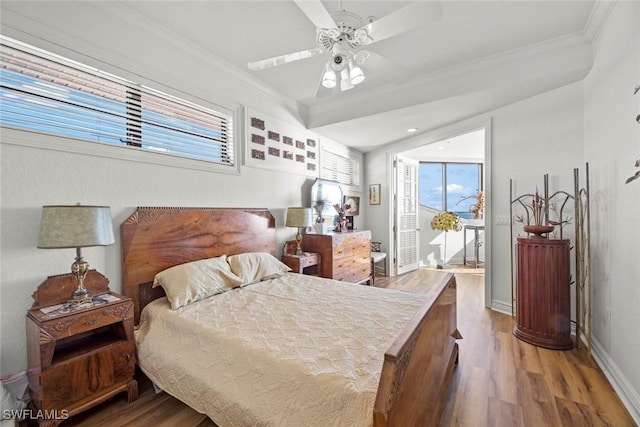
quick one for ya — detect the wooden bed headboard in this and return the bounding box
[121,207,276,323]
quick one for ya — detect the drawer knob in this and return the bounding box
[126,354,131,362]
[85,319,98,326]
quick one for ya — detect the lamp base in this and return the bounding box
[295,230,303,256]
[69,249,92,304]
[68,287,92,305]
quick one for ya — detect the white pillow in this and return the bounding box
[227,252,291,285]
[153,255,244,309]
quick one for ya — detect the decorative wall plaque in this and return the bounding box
[245,107,319,177]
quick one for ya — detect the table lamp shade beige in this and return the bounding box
[38,205,115,303]
[286,207,313,256]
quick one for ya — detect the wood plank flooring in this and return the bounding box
[48,268,635,426]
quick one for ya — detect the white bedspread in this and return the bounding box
[135,273,431,427]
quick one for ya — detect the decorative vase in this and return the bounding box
[314,224,327,234]
[438,231,451,269]
[523,224,554,238]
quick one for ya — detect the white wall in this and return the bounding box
[583,1,640,420]
[489,82,584,312]
[0,4,361,376]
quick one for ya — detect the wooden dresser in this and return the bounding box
[302,230,371,284]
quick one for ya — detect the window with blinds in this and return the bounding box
[320,147,360,186]
[0,36,234,166]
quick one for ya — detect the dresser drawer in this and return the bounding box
[333,255,371,282]
[302,230,372,284]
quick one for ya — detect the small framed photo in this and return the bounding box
[343,195,360,216]
[369,184,381,205]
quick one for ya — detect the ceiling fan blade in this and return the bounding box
[294,0,337,30]
[357,50,411,84]
[363,1,443,44]
[248,47,324,71]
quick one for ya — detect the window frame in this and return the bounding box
[0,36,240,175]
[319,142,362,190]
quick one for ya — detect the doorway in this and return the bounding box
[391,123,491,308]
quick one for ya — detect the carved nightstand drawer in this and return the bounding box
[282,253,321,275]
[40,300,133,339]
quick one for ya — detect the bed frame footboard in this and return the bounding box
[374,272,460,427]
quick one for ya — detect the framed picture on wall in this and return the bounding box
[343,195,360,216]
[369,184,381,205]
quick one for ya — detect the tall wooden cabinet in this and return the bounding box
[513,237,572,350]
[302,230,371,284]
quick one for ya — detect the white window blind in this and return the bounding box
[320,147,360,186]
[0,36,234,166]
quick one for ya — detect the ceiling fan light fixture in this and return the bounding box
[340,68,354,91]
[322,63,337,88]
[349,62,365,85]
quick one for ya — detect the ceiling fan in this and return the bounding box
[247,0,443,97]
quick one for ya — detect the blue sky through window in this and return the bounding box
[1,62,228,164]
[419,162,482,219]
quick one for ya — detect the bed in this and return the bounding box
[121,207,460,427]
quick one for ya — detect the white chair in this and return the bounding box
[371,241,387,285]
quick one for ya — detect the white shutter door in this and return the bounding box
[395,156,420,275]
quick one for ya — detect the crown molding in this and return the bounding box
[584,0,617,42]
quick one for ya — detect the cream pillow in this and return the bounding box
[153,255,244,309]
[227,252,291,285]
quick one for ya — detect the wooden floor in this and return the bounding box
[52,267,635,427]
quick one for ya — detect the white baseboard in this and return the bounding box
[590,337,640,424]
[490,299,513,316]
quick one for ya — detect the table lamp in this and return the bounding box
[38,204,115,304]
[285,207,313,255]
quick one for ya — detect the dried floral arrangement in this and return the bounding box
[333,203,351,232]
[457,191,484,219]
[511,187,573,238]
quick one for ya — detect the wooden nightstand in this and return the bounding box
[26,270,137,426]
[282,252,321,276]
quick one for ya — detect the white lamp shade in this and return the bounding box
[322,68,337,88]
[285,207,313,228]
[38,205,115,248]
[340,68,353,91]
[349,65,365,85]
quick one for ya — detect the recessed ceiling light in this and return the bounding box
[406,128,418,133]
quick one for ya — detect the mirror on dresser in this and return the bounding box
[310,178,343,227]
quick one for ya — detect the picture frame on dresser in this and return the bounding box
[343,195,360,216]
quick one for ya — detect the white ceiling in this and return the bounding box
[5,0,602,152]
[400,128,485,161]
